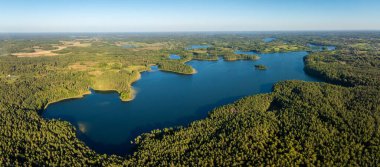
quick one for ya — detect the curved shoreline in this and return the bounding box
[159,68,197,75]
[43,90,92,110]
[43,70,143,110]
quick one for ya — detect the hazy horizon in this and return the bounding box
[1,0,380,32]
[1,30,380,34]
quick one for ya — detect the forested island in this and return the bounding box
[254,64,267,70]
[0,32,379,166]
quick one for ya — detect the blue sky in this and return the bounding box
[0,0,379,32]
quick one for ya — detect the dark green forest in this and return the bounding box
[0,32,379,166]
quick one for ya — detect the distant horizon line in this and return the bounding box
[1,30,380,34]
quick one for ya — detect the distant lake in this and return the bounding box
[263,37,276,43]
[235,50,260,55]
[43,51,319,156]
[169,54,181,60]
[187,44,209,50]
[308,43,336,51]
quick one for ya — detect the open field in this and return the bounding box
[11,40,91,57]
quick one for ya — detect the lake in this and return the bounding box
[307,43,336,51]
[43,51,319,155]
[186,44,209,50]
[263,37,276,43]
[169,54,181,60]
[235,50,260,54]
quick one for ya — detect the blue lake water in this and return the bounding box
[187,44,209,50]
[263,37,276,43]
[235,50,260,55]
[169,54,181,60]
[43,51,319,155]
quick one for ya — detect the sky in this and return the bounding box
[0,0,379,32]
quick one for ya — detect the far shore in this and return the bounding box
[159,68,197,75]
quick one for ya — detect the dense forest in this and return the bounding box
[0,32,379,166]
[305,50,380,86]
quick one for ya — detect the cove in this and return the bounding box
[43,51,320,156]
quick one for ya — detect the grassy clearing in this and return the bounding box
[12,40,91,57]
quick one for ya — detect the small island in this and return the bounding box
[254,64,267,70]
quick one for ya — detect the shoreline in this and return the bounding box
[159,68,197,75]
[158,57,198,75]
[43,70,143,111]
[43,90,92,110]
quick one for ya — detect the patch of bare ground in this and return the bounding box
[12,40,91,57]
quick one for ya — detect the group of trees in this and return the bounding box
[158,61,195,75]
[0,32,379,166]
[92,70,142,101]
[0,72,91,111]
[254,64,267,70]
[305,46,380,87]
[192,52,219,61]
[223,53,260,61]
[0,39,60,56]
[0,109,124,166]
